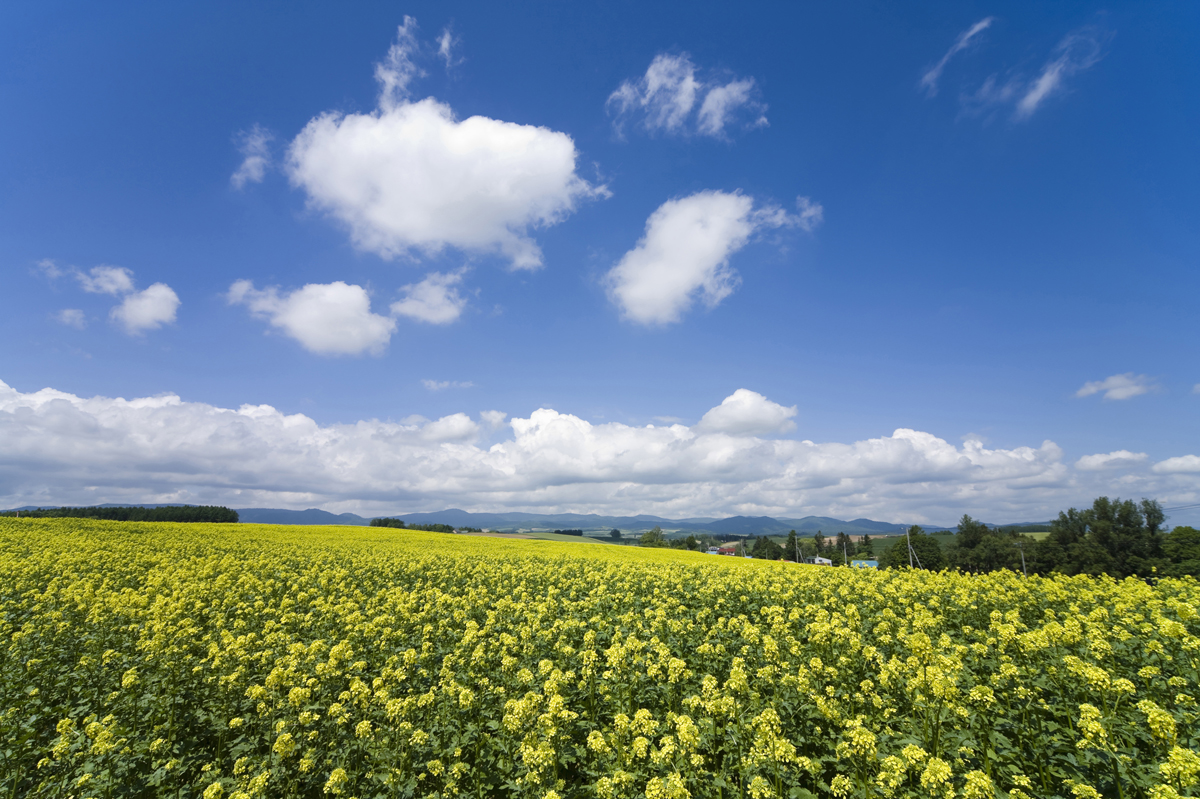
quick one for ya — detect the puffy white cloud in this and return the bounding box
[287,23,602,270]
[55,309,86,329]
[77,265,135,295]
[1154,456,1200,475]
[228,280,396,356]
[1015,29,1105,120]
[1075,450,1148,471]
[46,263,180,335]
[695,389,796,436]
[5,379,1172,524]
[391,271,467,324]
[230,124,273,189]
[920,17,994,97]
[111,284,179,334]
[608,53,766,139]
[1076,373,1158,401]
[605,191,818,325]
[423,380,475,391]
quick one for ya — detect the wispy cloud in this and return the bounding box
[422,379,475,391]
[1015,28,1105,120]
[230,124,273,189]
[957,25,1108,122]
[608,53,767,140]
[1075,450,1148,471]
[436,27,460,69]
[920,17,995,97]
[55,309,86,329]
[1076,373,1158,401]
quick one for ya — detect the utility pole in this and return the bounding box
[843,536,848,566]
[1015,540,1027,577]
[905,525,913,569]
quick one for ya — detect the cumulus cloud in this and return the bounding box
[605,190,819,325]
[1076,373,1157,401]
[5,379,1160,523]
[55,309,86,329]
[228,280,396,356]
[112,284,180,334]
[231,124,273,189]
[44,263,179,335]
[423,380,475,391]
[695,389,796,436]
[1075,450,1148,471]
[920,17,994,97]
[608,53,767,139]
[391,271,467,324]
[1154,456,1200,475]
[287,21,603,270]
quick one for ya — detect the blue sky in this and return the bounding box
[2,1,1198,524]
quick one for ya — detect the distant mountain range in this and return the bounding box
[233,507,958,535]
[5,504,1054,536]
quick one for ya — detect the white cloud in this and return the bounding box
[54,264,179,335]
[959,26,1106,121]
[228,280,396,356]
[695,389,796,436]
[920,17,994,97]
[36,258,65,279]
[6,379,1169,524]
[608,53,766,139]
[1075,450,1148,471]
[77,265,135,295]
[287,22,602,270]
[1153,456,1200,475]
[480,410,507,429]
[437,27,460,69]
[1194,384,1200,395]
[231,124,273,189]
[1015,29,1104,120]
[605,190,817,325]
[55,309,86,329]
[423,380,475,391]
[1076,373,1157,401]
[391,271,467,324]
[111,284,180,334]
[375,17,424,108]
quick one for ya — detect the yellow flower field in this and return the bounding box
[2,518,1198,798]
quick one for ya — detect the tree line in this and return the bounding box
[0,506,238,523]
[369,519,482,533]
[754,497,1199,579]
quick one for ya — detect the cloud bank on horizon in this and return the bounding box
[1,379,1196,524]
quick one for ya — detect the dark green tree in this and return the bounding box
[858,534,874,557]
[750,536,784,560]
[609,528,621,540]
[785,530,799,561]
[1163,526,1200,577]
[951,515,1024,574]
[1030,497,1165,578]
[639,526,667,547]
[879,526,945,571]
